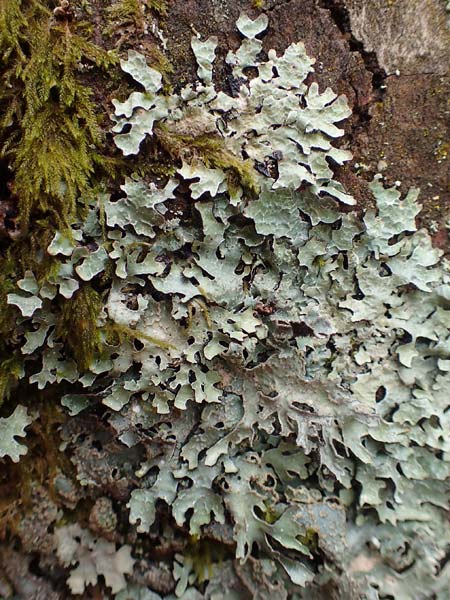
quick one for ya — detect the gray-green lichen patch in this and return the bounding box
[0,405,33,462]
[112,12,354,204]
[55,524,135,594]
[2,11,449,600]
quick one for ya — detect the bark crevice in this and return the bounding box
[318,0,387,91]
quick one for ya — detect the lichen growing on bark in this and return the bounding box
[0,7,449,600]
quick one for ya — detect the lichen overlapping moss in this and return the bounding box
[0,0,120,399]
[0,221,57,407]
[154,125,259,196]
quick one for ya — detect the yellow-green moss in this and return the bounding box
[103,321,176,351]
[434,141,449,162]
[185,536,229,583]
[298,527,319,551]
[147,45,174,93]
[262,501,281,524]
[147,0,168,15]
[155,125,259,196]
[12,104,96,229]
[0,400,73,536]
[0,0,117,230]
[0,0,121,388]
[106,0,146,31]
[106,0,168,34]
[55,284,103,372]
[0,357,23,408]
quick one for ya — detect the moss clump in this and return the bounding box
[0,0,117,230]
[106,0,168,33]
[0,357,23,409]
[12,103,96,229]
[106,0,146,32]
[155,125,259,196]
[55,284,103,372]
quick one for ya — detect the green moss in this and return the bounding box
[155,125,259,196]
[55,284,103,372]
[103,322,176,351]
[129,148,177,180]
[12,104,96,229]
[252,0,265,8]
[106,0,146,31]
[0,357,23,408]
[0,0,117,230]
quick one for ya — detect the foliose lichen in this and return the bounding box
[1,10,449,600]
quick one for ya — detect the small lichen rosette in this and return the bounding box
[4,13,450,600]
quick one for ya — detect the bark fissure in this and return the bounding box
[318,0,387,91]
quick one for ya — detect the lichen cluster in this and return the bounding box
[0,10,449,600]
